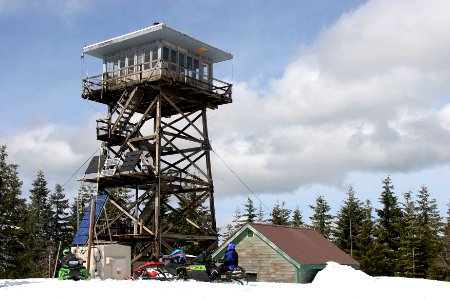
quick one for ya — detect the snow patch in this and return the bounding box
[313,261,375,287]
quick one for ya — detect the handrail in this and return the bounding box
[82,59,232,99]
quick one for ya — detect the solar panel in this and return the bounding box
[119,150,142,172]
[84,155,106,174]
[72,194,108,245]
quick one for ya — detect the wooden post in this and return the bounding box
[154,95,161,256]
[86,196,96,276]
[202,108,217,235]
[53,241,62,278]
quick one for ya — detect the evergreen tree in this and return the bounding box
[28,170,53,277]
[256,202,265,222]
[354,199,377,275]
[222,205,244,241]
[0,145,30,278]
[242,197,257,223]
[166,184,213,254]
[50,184,73,250]
[334,186,364,257]
[105,186,133,233]
[398,191,419,277]
[291,206,304,227]
[439,201,450,280]
[309,195,333,239]
[269,200,291,225]
[222,224,235,243]
[69,182,96,232]
[231,205,245,230]
[373,176,403,276]
[414,185,443,279]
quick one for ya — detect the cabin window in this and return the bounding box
[194,58,200,80]
[137,50,143,74]
[247,230,253,237]
[163,46,169,61]
[113,55,119,78]
[170,49,177,71]
[246,272,258,282]
[178,52,185,69]
[151,45,159,68]
[143,50,150,70]
[119,54,126,76]
[187,56,193,77]
[202,62,209,81]
[127,52,135,74]
[106,59,114,78]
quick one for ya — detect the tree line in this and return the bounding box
[1,144,449,280]
[222,181,449,280]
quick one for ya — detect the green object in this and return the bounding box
[186,265,207,271]
[58,267,91,281]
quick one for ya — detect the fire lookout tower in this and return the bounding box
[80,23,232,262]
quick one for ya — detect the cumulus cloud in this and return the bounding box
[210,0,450,198]
[6,116,100,197]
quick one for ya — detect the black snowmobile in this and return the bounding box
[177,252,248,285]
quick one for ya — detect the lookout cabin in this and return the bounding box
[82,22,233,111]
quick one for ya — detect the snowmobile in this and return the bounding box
[177,252,248,285]
[209,266,248,285]
[124,261,175,281]
[126,252,247,284]
[57,256,91,281]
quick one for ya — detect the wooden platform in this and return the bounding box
[82,66,232,117]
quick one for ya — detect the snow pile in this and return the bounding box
[313,261,375,286]
[312,261,450,300]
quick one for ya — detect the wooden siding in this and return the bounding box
[237,231,297,283]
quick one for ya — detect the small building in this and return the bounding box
[212,223,359,283]
[72,244,131,280]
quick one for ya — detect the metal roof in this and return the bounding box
[249,223,359,265]
[83,23,233,63]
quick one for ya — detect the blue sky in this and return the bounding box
[1,0,450,229]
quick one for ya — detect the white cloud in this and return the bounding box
[6,116,99,197]
[210,0,450,198]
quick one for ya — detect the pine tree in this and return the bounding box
[354,199,377,275]
[231,205,245,230]
[242,197,257,223]
[291,206,304,227]
[105,186,133,234]
[256,202,265,222]
[373,176,403,276]
[439,201,450,279]
[398,191,419,277]
[334,186,364,257]
[222,205,244,241]
[222,224,235,243]
[28,170,53,277]
[414,185,443,279]
[309,195,333,239]
[50,184,73,250]
[69,182,96,232]
[0,145,29,278]
[172,191,212,254]
[269,200,291,225]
